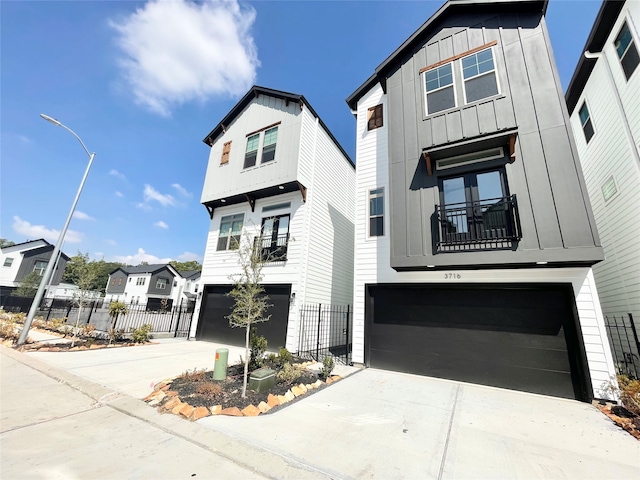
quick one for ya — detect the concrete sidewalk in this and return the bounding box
[7,339,640,479]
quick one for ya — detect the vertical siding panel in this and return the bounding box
[453,29,469,56]
[461,106,480,138]
[432,114,448,145]
[476,101,497,134]
[445,110,463,142]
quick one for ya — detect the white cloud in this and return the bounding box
[171,183,192,197]
[143,184,175,206]
[178,251,202,262]
[135,202,153,212]
[110,0,259,116]
[13,216,83,244]
[112,248,172,265]
[154,220,169,229]
[115,191,124,198]
[106,239,118,246]
[73,210,95,221]
[109,169,126,180]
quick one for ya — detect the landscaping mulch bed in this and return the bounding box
[17,338,155,352]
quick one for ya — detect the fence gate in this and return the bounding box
[298,303,352,365]
[605,313,640,379]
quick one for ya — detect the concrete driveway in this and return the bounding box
[24,338,640,479]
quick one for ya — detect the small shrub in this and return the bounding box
[277,362,305,385]
[108,301,128,319]
[265,353,278,365]
[130,324,152,343]
[108,327,125,344]
[277,346,293,367]
[196,381,223,396]
[618,375,640,416]
[321,356,335,381]
[80,324,96,338]
[249,327,268,370]
[179,368,207,382]
[0,322,19,342]
[50,317,67,330]
[85,337,95,347]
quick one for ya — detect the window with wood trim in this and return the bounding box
[461,47,499,103]
[220,141,231,165]
[424,63,455,114]
[579,102,595,143]
[367,104,383,130]
[262,127,278,163]
[614,21,639,80]
[244,134,259,168]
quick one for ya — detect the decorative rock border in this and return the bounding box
[144,374,344,421]
[18,341,156,352]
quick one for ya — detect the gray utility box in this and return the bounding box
[248,367,276,393]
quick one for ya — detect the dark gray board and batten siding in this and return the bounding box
[16,246,67,285]
[387,10,603,269]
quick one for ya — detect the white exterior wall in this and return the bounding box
[354,84,617,397]
[125,274,151,304]
[569,1,640,321]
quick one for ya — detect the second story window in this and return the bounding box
[221,141,232,165]
[33,260,47,276]
[367,104,384,130]
[461,48,499,103]
[156,278,167,290]
[424,63,455,114]
[615,21,639,80]
[244,134,259,168]
[217,213,244,251]
[3,258,13,267]
[118,278,123,286]
[369,188,384,237]
[136,277,146,286]
[262,127,278,163]
[579,102,595,143]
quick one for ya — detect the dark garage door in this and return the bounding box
[197,284,291,349]
[366,284,591,401]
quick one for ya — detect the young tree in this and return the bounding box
[69,263,99,347]
[226,234,272,398]
[12,272,42,297]
[108,301,128,344]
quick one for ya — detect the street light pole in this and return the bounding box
[16,115,96,346]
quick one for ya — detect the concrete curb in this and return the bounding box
[1,345,336,480]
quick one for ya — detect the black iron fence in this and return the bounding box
[605,313,639,379]
[109,304,193,338]
[436,195,521,252]
[298,303,352,365]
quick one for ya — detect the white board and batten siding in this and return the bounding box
[354,83,616,396]
[569,1,640,321]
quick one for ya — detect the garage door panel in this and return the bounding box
[198,284,291,349]
[370,346,575,398]
[367,284,586,400]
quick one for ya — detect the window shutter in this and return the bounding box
[221,141,231,165]
[367,104,383,130]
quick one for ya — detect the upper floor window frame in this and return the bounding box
[136,277,146,286]
[261,126,278,163]
[614,20,639,80]
[3,257,13,267]
[578,101,595,144]
[423,62,456,115]
[217,213,244,251]
[460,46,500,104]
[368,187,385,237]
[33,260,48,276]
[367,104,384,130]
[244,134,259,169]
[156,278,168,290]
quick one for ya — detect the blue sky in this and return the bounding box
[1,0,602,265]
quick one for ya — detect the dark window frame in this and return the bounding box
[614,21,640,80]
[217,213,244,251]
[578,102,595,144]
[369,187,384,237]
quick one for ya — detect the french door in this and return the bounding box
[260,214,290,261]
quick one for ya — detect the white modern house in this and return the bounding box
[565,0,640,375]
[0,239,69,300]
[190,86,355,353]
[346,0,616,401]
[104,264,198,310]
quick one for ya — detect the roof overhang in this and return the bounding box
[565,0,625,115]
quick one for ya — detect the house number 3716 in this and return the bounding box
[444,273,461,279]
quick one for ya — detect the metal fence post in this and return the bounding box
[345,304,351,365]
[174,299,183,337]
[316,303,322,361]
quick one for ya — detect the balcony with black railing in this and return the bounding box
[254,233,289,262]
[436,195,522,252]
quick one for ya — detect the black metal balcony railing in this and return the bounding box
[436,195,522,252]
[254,233,289,262]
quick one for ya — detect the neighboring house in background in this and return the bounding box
[178,270,201,308]
[190,86,355,352]
[0,239,69,299]
[105,264,181,310]
[565,0,640,374]
[44,282,101,301]
[346,0,615,401]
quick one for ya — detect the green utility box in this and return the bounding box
[213,348,229,380]
[248,367,276,393]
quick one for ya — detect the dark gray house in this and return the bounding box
[346,0,616,401]
[105,264,181,310]
[0,239,69,300]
